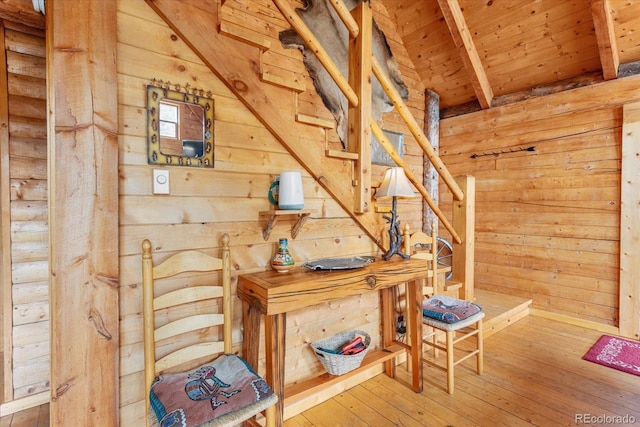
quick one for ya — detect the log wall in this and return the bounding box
[1,0,637,421]
[439,75,640,328]
[1,20,48,402]
[116,1,425,423]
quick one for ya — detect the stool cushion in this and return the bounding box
[422,295,482,324]
[149,354,275,427]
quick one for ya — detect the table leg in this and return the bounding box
[380,287,396,378]
[265,312,286,426]
[241,299,260,371]
[408,279,423,392]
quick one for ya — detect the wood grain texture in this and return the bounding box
[285,315,640,426]
[48,0,119,424]
[440,74,640,327]
[2,20,49,403]
[620,102,640,339]
[0,19,14,404]
[115,1,429,422]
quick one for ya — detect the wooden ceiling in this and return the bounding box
[380,0,640,117]
[3,0,640,118]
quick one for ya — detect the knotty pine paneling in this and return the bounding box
[439,75,640,327]
[116,1,428,424]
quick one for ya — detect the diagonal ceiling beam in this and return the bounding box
[437,0,493,109]
[591,0,619,80]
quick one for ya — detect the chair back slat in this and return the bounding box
[153,251,224,279]
[403,223,438,296]
[155,342,226,373]
[155,313,224,342]
[154,286,223,310]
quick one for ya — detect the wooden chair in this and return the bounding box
[142,234,277,427]
[403,224,484,395]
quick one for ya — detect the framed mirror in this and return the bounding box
[147,84,214,168]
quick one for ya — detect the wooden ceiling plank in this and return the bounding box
[436,0,493,109]
[591,0,619,80]
[475,9,597,58]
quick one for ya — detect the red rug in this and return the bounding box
[583,335,640,377]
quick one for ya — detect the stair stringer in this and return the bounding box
[146,0,386,248]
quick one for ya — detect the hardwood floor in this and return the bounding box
[1,315,638,426]
[284,315,640,427]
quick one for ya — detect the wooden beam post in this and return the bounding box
[48,0,120,425]
[452,175,475,301]
[620,102,640,339]
[424,89,440,236]
[349,1,372,213]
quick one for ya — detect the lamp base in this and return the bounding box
[382,246,409,261]
[382,196,409,261]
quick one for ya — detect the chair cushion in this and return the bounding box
[422,295,482,324]
[149,354,275,427]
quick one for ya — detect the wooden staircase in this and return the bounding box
[149,1,524,333]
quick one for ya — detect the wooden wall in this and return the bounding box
[439,76,640,328]
[116,0,426,423]
[0,20,48,403]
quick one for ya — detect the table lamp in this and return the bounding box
[375,167,416,260]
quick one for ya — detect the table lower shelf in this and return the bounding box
[283,343,406,407]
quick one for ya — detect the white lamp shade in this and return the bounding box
[375,167,415,198]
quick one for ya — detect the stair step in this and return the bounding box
[475,289,532,339]
[297,113,335,129]
[260,71,306,92]
[443,279,461,292]
[218,21,271,51]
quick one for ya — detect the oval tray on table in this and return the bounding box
[302,256,375,271]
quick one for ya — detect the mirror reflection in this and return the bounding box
[147,84,214,168]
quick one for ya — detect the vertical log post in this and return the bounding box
[452,175,475,301]
[423,89,440,236]
[48,0,119,424]
[349,1,372,213]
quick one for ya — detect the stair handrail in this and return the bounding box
[328,0,360,38]
[371,56,464,202]
[272,0,359,107]
[272,0,465,243]
[371,120,462,244]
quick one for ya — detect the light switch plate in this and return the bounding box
[153,169,170,194]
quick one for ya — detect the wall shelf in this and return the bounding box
[260,209,314,240]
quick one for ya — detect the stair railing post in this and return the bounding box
[349,1,373,213]
[452,175,475,301]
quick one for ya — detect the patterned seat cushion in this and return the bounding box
[149,354,274,427]
[422,295,482,324]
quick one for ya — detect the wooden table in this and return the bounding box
[237,257,429,424]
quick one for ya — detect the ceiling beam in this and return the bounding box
[437,0,493,109]
[591,0,619,80]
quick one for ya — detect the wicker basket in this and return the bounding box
[311,330,371,376]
